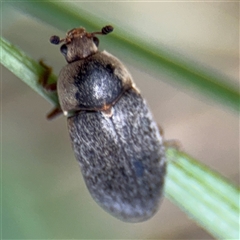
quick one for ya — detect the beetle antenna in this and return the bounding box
[50,35,65,45]
[91,25,114,36]
[50,25,113,44]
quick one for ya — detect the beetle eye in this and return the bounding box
[93,37,99,47]
[60,44,68,56]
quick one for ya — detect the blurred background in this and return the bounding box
[2,2,239,239]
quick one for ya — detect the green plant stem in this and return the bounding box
[1,37,58,106]
[7,1,240,112]
[1,37,239,239]
[165,148,239,239]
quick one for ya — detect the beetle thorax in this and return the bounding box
[61,28,98,63]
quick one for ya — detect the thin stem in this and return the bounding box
[1,37,59,106]
[165,148,239,239]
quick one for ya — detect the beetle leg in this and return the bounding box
[38,60,63,119]
[158,124,182,150]
[38,59,57,91]
[158,124,164,136]
[164,139,182,150]
[46,107,63,120]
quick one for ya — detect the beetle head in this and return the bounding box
[50,25,113,63]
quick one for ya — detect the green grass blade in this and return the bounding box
[1,37,239,239]
[7,1,240,112]
[0,37,58,106]
[166,148,239,239]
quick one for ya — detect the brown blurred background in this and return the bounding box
[2,2,239,239]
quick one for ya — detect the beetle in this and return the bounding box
[42,25,166,222]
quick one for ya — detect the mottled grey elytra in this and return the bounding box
[47,25,166,222]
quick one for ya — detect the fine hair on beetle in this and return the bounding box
[44,25,166,223]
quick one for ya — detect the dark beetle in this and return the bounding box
[46,25,166,222]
